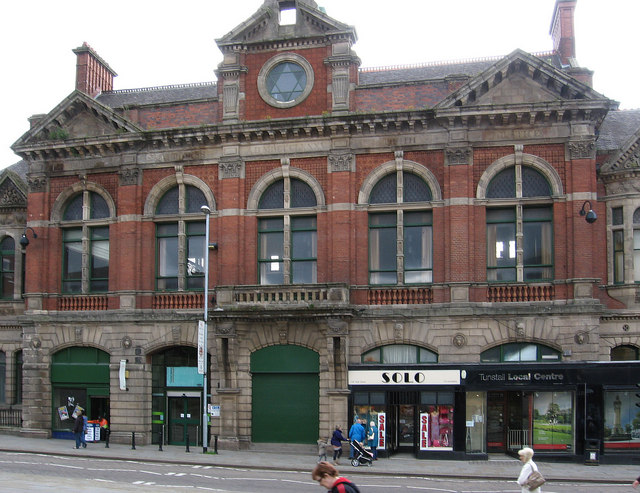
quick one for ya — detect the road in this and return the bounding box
[0,450,633,492]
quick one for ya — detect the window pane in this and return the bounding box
[614,230,624,284]
[157,221,178,290]
[362,348,381,363]
[292,260,316,283]
[266,62,306,102]
[185,186,207,214]
[63,194,83,221]
[487,168,515,198]
[90,227,109,292]
[520,344,537,361]
[403,173,431,203]
[157,187,179,215]
[522,167,551,197]
[0,238,15,299]
[404,225,432,270]
[480,346,500,362]
[612,207,623,226]
[523,220,552,281]
[419,347,438,363]
[291,179,317,208]
[259,219,284,285]
[63,228,83,293]
[187,233,205,276]
[382,345,417,364]
[259,181,284,209]
[503,344,521,362]
[369,174,397,204]
[369,227,396,283]
[611,345,638,361]
[90,193,110,219]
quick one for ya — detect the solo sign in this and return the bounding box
[349,369,460,386]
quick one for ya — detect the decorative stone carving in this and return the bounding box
[332,73,349,107]
[219,159,244,179]
[446,147,472,166]
[327,318,347,334]
[75,327,83,342]
[215,323,235,335]
[121,336,132,349]
[0,180,26,208]
[613,147,640,171]
[27,175,47,193]
[515,323,525,338]
[171,326,181,342]
[119,167,140,186]
[223,83,239,118]
[30,337,41,349]
[453,333,467,348]
[394,323,403,340]
[605,179,640,195]
[568,141,596,159]
[328,152,354,172]
[574,332,587,344]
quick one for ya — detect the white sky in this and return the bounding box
[0,0,638,169]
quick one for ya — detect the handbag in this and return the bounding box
[525,469,546,491]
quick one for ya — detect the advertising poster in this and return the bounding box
[377,413,386,450]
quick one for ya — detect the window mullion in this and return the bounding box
[516,205,524,282]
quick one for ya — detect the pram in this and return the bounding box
[350,440,373,467]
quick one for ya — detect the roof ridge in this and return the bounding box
[103,81,217,95]
[359,51,555,74]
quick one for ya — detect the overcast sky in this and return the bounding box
[1,0,637,169]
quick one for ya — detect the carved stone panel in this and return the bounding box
[328,152,354,173]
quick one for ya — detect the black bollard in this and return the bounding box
[105,428,110,448]
[185,432,190,453]
[214,435,218,454]
[158,428,163,452]
[131,431,136,450]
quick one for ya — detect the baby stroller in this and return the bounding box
[350,440,373,467]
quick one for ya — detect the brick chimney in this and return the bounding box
[549,0,577,66]
[72,42,117,97]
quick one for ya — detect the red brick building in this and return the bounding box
[3,0,640,462]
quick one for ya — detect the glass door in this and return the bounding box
[168,395,200,446]
[397,404,415,450]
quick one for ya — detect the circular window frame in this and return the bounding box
[257,53,315,109]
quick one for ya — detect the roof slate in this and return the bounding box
[96,82,218,108]
[597,109,640,151]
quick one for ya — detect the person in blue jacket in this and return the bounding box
[348,418,365,458]
[330,425,348,464]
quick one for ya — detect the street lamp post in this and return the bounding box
[201,205,211,453]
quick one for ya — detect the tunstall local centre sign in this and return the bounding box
[348,369,460,386]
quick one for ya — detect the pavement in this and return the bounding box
[0,433,637,485]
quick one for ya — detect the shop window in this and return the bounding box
[419,392,454,450]
[603,391,640,450]
[611,345,639,361]
[486,166,553,282]
[532,391,574,451]
[481,343,560,362]
[61,190,112,293]
[155,185,209,291]
[466,392,486,454]
[0,237,14,299]
[368,172,433,285]
[258,178,317,285]
[352,392,386,451]
[362,344,437,364]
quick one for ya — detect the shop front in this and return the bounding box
[348,362,640,463]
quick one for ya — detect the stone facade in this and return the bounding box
[2,0,640,461]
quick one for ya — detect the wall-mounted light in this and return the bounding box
[579,200,597,224]
[19,227,38,247]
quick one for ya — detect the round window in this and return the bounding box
[267,62,307,103]
[258,53,314,108]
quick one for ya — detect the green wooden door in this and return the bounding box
[251,345,319,443]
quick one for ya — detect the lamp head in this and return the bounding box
[19,234,29,247]
[579,201,597,224]
[201,205,211,214]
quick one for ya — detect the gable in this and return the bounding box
[0,171,27,210]
[435,49,609,110]
[216,0,356,48]
[12,90,141,150]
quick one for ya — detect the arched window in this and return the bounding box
[369,171,433,285]
[486,166,553,282]
[155,185,209,291]
[480,343,561,362]
[362,344,437,364]
[61,190,112,293]
[611,345,639,361]
[258,177,317,285]
[0,237,15,299]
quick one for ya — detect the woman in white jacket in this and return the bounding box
[516,447,542,493]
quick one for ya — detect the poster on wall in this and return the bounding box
[419,412,430,451]
[71,405,85,420]
[532,391,573,451]
[57,406,69,421]
[603,391,640,449]
[377,413,386,450]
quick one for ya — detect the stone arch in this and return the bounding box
[246,167,325,210]
[358,159,442,204]
[476,152,563,199]
[51,181,116,222]
[143,174,215,216]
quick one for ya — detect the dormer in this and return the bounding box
[215,0,359,122]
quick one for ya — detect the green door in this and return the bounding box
[168,396,200,446]
[251,345,319,443]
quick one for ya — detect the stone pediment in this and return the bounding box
[600,126,640,175]
[216,0,356,48]
[0,170,27,210]
[12,90,141,149]
[435,49,608,110]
